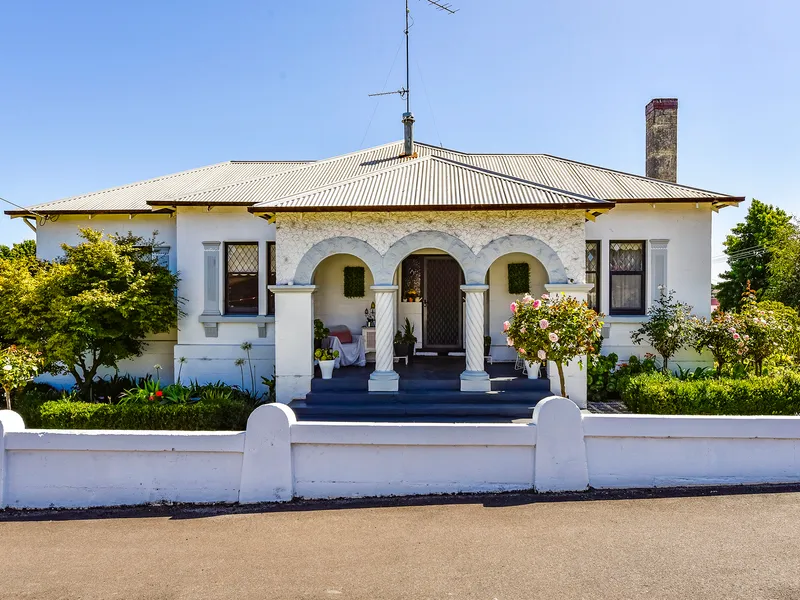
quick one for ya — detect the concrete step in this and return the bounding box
[303,389,550,405]
[293,401,540,419]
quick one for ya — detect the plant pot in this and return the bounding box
[319,359,335,380]
[394,342,408,357]
[524,360,541,379]
[407,343,415,362]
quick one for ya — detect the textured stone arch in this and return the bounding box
[293,237,383,285]
[381,230,480,284]
[475,235,568,284]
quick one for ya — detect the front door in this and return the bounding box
[423,257,462,350]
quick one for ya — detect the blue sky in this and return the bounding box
[1,0,798,280]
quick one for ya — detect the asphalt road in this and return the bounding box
[2,488,799,600]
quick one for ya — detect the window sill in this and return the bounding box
[199,314,275,338]
[604,315,648,324]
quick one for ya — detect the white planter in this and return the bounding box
[319,359,336,380]
[524,360,541,379]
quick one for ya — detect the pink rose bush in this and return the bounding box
[505,292,603,397]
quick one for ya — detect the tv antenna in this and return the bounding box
[368,0,457,114]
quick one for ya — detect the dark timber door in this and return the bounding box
[423,257,462,350]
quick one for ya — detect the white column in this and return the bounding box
[369,285,399,392]
[544,283,594,409]
[269,285,316,403]
[460,284,490,392]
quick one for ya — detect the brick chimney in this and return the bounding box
[645,98,678,182]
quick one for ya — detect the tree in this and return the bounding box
[505,292,602,397]
[0,229,181,396]
[0,345,42,409]
[0,239,35,260]
[716,199,793,311]
[691,311,746,376]
[631,290,694,374]
[766,225,800,310]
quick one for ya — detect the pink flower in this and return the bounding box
[520,326,527,334]
[522,294,533,304]
[732,333,740,340]
[532,299,541,309]
[506,337,514,347]
[539,319,549,329]
[503,320,510,332]
[510,302,517,313]
[541,294,549,300]
[549,332,558,343]
[519,348,526,355]
[537,349,547,361]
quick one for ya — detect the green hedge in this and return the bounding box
[36,398,251,430]
[621,372,800,415]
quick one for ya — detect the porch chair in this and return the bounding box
[323,325,367,368]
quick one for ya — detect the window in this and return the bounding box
[585,241,600,311]
[153,247,170,269]
[266,242,276,315]
[225,243,259,314]
[609,241,646,315]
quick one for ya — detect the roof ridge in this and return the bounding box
[159,140,405,203]
[254,154,609,208]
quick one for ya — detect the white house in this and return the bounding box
[6,99,742,406]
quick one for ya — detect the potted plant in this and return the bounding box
[484,335,492,357]
[314,347,339,380]
[314,319,329,351]
[401,317,417,360]
[393,331,409,358]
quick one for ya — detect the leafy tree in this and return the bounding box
[631,290,694,374]
[738,285,796,376]
[766,226,800,310]
[716,199,793,311]
[691,311,746,376]
[0,229,181,396]
[0,239,35,260]
[505,292,603,397]
[0,345,43,409]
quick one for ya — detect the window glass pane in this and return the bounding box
[267,242,276,315]
[610,242,643,272]
[227,274,259,313]
[585,241,599,311]
[586,272,597,311]
[226,243,258,314]
[227,244,258,273]
[402,256,422,300]
[611,274,642,310]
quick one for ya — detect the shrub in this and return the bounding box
[631,290,694,373]
[587,352,618,402]
[37,397,251,430]
[621,371,800,415]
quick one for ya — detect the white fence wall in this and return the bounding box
[2,400,800,510]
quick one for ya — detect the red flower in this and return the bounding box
[156,390,163,397]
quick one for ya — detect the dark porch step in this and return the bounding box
[292,402,540,419]
[304,389,550,405]
[311,376,551,394]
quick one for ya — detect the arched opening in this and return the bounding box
[311,253,376,369]
[485,252,550,362]
[396,248,466,353]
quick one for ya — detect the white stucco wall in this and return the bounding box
[276,209,586,285]
[5,401,800,509]
[585,203,714,368]
[487,252,549,362]
[174,206,276,387]
[313,255,376,334]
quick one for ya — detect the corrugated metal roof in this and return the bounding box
[6,160,311,215]
[5,140,741,216]
[251,155,612,212]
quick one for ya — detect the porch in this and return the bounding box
[289,357,552,422]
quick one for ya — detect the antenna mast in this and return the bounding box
[367,0,457,155]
